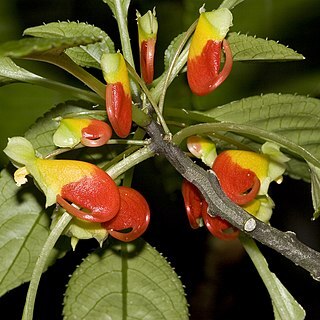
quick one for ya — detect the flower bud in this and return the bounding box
[101,52,132,138]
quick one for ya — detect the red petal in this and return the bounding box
[81,120,112,147]
[187,39,233,96]
[106,83,132,138]
[59,167,120,222]
[181,179,205,229]
[102,186,150,242]
[213,151,260,205]
[202,209,239,240]
[140,39,155,85]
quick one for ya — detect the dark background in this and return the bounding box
[0,0,320,319]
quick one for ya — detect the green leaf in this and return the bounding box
[201,94,320,180]
[0,168,66,297]
[0,56,44,85]
[63,239,189,319]
[164,32,187,71]
[24,21,115,69]
[0,57,103,103]
[241,235,306,320]
[307,162,320,219]
[0,36,102,59]
[228,32,305,61]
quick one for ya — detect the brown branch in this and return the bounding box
[145,119,320,281]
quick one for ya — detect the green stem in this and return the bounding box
[240,233,305,319]
[112,0,140,100]
[126,62,170,135]
[172,122,320,167]
[122,128,147,187]
[22,212,73,320]
[158,20,197,114]
[27,52,106,98]
[151,44,190,104]
[106,145,154,180]
[240,234,277,295]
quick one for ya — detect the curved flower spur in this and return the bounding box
[187,8,233,96]
[102,186,151,242]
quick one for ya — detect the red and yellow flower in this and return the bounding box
[187,8,233,96]
[182,137,289,239]
[137,9,158,85]
[4,137,120,223]
[53,118,112,148]
[5,137,151,244]
[101,52,132,138]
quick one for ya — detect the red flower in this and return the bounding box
[187,9,233,96]
[102,186,150,242]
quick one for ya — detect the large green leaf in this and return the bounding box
[24,22,115,69]
[200,94,320,178]
[0,168,65,297]
[227,32,304,61]
[0,36,102,59]
[63,239,188,319]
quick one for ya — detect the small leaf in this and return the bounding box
[164,32,187,70]
[307,162,320,219]
[63,239,189,319]
[241,235,306,320]
[228,32,305,61]
[24,22,115,69]
[0,168,65,297]
[0,36,102,59]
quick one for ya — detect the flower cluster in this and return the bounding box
[4,137,150,247]
[182,136,289,240]
[5,7,237,247]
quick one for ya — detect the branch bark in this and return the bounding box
[145,119,320,281]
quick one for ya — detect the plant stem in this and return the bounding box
[112,0,140,101]
[22,212,73,320]
[145,119,320,280]
[172,122,320,168]
[126,62,171,135]
[27,52,106,98]
[158,20,197,114]
[240,233,306,319]
[107,145,154,180]
[151,45,190,104]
